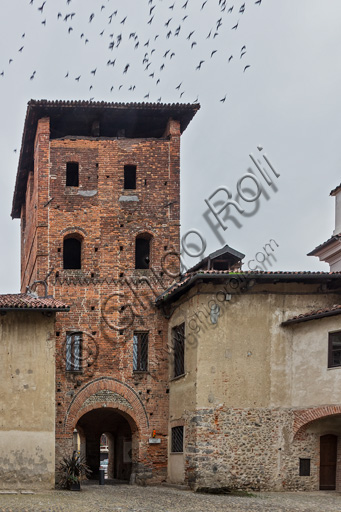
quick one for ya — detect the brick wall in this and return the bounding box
[20,116,182,483]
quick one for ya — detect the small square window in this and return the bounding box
[299,458,311,476]
[171,426,184,453]
[328,331,341,368]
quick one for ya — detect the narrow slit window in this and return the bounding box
[135,236,151,269]
[66,332,82,372]
[66,162,79,187]
[124,165,136,189]
[133,332,148,372]
[63,237,82,269]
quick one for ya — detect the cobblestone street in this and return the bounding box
[0,485,341,512]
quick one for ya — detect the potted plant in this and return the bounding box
[57,451,92,490]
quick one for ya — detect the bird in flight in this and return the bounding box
[244,65,251,72]
[232,22,239,30]
[220,94,227,103]
[38,1,46,13]
[201,1,207,9]
[196,60,204,70]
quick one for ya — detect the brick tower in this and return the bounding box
[12,99,199,483]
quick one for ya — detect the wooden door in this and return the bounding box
[320,434,337,490]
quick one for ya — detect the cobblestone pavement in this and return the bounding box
[0,484,341,512]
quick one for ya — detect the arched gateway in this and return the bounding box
[59,378,150,482]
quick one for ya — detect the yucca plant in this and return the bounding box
[57,451,92,490]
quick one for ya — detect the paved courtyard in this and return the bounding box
[0,484,341,512]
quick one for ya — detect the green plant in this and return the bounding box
[57,451,92,489]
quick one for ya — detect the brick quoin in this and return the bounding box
[12,100,200,483]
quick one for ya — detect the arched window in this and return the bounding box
[66,162,79,187]
[135,234,152,269]
[63,236,82,269]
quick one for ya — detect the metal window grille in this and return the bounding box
[172,323,185,377]
[133,332,148,371]
[171,426,184,453]
[299,458,311,476]
[66,332,82,371]
[328,331,341,368]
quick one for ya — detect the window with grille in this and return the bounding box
[172,323,185,378]
[133,332,148,372]
[171,426,184,453]
[299,458,311,476]
[66,332,82,372]
[328,331,341,368]
[66,162,79,187]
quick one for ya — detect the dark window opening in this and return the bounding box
[135,236,151,269]
[63,237,82,269]
[299,458,311,476]
[172,323,185,378]
[171,426,184,453]
[133,332,148,372]
[328,331,341,368]
[66,332,82,372]
[66,162,79,187]
[124,165,136,189]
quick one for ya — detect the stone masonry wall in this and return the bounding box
[184,406,320,491]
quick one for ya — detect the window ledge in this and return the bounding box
[169,373,186,383]
[66,370,83,374]
[133,370,149,375]
[327,365,341,370]
[170,452,184,455]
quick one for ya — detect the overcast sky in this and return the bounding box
[0,0,340,293]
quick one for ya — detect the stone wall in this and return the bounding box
[183,406,321,491]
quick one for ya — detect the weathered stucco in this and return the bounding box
[167,280,341,490]
[0,311,56,489]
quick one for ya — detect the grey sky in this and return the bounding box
[0,0,340,293]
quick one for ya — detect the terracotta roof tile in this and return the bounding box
[0,293,69,310]
[282,304,341,325]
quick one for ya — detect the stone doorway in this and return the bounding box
[76,407,135,482]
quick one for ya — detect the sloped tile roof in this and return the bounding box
[282,304,341,325]
[307,234,341,256]
[0,293,69,310]
[156,270,341,304]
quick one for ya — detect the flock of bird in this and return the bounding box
[1,0,264,106]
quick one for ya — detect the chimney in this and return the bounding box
[331,184,341,235]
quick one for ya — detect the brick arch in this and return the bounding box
[64,377,149,434]
[294,405,341,437]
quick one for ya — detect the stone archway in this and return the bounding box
[76,406,136,481]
